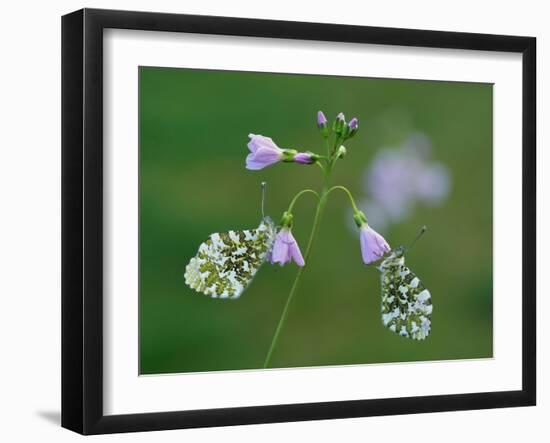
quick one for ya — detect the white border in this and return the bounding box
[103,29,523,415]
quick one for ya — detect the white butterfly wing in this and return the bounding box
[380,253,432,340]
[184,218,276,299]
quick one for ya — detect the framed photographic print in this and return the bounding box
[61,8,536,435]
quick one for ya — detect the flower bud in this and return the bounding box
[348,117,359,138]
[294,151,319,164]
[333,112,346,136]
[317,111,329,138]
[317,111,327,128]
[336,145,347,159]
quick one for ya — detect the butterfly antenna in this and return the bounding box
[406,225,427,252]
[261,181,267,219]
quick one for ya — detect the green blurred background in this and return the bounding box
[139,67,493,374]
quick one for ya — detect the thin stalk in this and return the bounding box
[263,186,329,368]
[287,189,320,213]
[326,185,360,213]
[316,162,326,173]
[263,146,344,368]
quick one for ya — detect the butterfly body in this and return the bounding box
[184,217,276,299]
[379,247,432,340]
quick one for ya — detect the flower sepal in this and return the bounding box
[281,149,299,162]
[279,211,294,228]
[353,210,368,227]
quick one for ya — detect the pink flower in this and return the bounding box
[359,224,390,264]
[270,228,305,267]
[246,134,284,170]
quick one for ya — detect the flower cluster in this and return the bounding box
[247,111,389,268]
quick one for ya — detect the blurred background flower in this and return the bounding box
[355,132,452,232]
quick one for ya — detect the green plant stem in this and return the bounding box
[287,189,320,213]
[263,179,331,369]
[262,121,360,367]
[316,162,326,173]
[326,185,360,213]
[262,138,354,368]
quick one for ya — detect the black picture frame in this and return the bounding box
[62,8,536,435]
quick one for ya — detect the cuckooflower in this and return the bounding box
[270,228,305,267]
[359,224,391,264]
[246,134,284,170]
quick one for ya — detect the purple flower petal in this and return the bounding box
[247,134,278,153]
[271,238,290,265]
[288,240,305,266]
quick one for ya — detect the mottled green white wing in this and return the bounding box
[184,218,276,299]
[379,252,432,340]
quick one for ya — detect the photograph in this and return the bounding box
[0,0,543,440]
[139,67,493,375]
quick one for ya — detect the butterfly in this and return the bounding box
[378,244,432,340]
[184,217,276,299]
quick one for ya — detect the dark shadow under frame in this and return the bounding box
[61,8,536,435]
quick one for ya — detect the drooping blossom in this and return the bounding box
[270,228,305,267]
[246,134,284,170]
[359,224,391,265]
